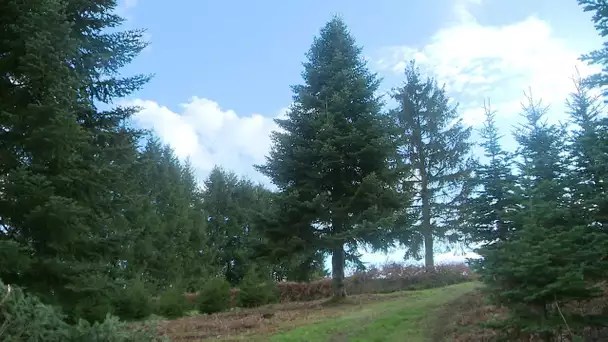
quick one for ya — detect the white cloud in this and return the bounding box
[373,0,600,126]
[129,97,285,184]
[123,0,138,9]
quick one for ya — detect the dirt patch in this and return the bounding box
[429,288,506,342]
[430,284,608,342]
[157,291,412,341]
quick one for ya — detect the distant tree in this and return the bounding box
[389,62,473,268]
[121,138,213,291]
[256,17,405,298]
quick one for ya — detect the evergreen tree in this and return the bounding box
[476,93,608,340]
[256,17,404,298]
[122,139,212,291]
[0,0,150,321]
[566,71,608,229]
[578,0,608,96]
[389,61,473,268]
[202,167,271,285]
[463,101,519,245]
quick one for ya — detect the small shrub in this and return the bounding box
[70,314,168,341]
[195,277,231,314]
[0,280,166,341]
[112,278,154,321]
[236,270,278,308]
[155,285,191,319]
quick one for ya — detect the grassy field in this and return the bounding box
[159,282,480,341]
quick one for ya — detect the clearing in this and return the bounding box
[159,282,479,341]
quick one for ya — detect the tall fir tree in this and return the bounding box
[202,166,264,285]
[463,101,519,245]
[256,17,404,298]
[566,71,608,229]
[389,61,473,268]
[0,0,150,321]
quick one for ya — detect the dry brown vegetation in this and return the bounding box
[158,291,413,341]
[161,263,474,341]
[432,284,608,342]
[184,262,473,306]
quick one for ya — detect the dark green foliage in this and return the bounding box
[237,269,278,308]
[155,286,191,319]
[196,277,231,314]
[579,0,608,95]
[124,139,214,291]
[112,278,154,321]
[390,62,473,268]
[0,0,151,323]
[463,101,519,244]
[202,167,266,285]
[256,16,405,298]
[566,72,608,229]
[472,91,608,340]
[0,280,165,342]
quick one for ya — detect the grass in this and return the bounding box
[158,282,480,341]
[265,282,479,342]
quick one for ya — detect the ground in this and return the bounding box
[158,282,480,341]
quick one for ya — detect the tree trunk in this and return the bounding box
[331,245,346,299]
[421,184,434,270]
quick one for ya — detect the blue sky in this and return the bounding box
[116,0,603,265]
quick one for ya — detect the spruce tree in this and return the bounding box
[256,17,403,298]
[463,101,519,245]
[476,93,608,340]
[566,72,608,229]
[579,0,608,96]
[0,0,149,321]
[203,167,260,285]
[389,61,473,268]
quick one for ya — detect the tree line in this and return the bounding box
[1,0,608,339]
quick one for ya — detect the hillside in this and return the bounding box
[158,282,478,341]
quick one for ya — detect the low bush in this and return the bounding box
[236,270,278,308]
[155,285,191,319]
[184,263,474,307]
[0,279,165,341]
[112,278,154,320]
[195,277,231,314]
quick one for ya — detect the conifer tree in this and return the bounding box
[476,93,608,340]
[463,101,519,245]
[257,17,404,298]
[389,61,473,268]
[0,0,150,321]
[203,167,261,285]
[579,0,608,96]
[566,72,608,229]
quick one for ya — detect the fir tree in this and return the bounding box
[566,71,608,229]
[578,0,608,96]
[463,101,519,245]
[256,17,404,298]
[476,93,608,340]
[0,0,150,321]
[203,167,260,285]
[389,61,473,268]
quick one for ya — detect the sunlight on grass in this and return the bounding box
[264,282,479,342]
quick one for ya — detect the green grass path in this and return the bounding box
[266,282,478,342]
